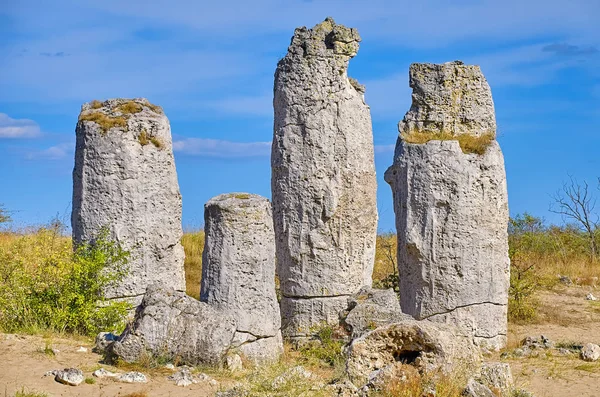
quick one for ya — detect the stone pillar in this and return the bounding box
[272,18,378,337]
[72,98,185,302]
[384,62,509,349]
[200,193,283,363]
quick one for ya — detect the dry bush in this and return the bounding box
[401,130,495,155]
[181,230,204,299]
[377,365,469,397]
[373,233,398,291]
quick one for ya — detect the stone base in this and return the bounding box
[237,332,284,364]
[280,296,349,337]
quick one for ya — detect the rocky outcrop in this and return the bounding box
[272,17,378,337]
[109,285,236,366]
[384,62,509,349]
[72,98,185,302]
[342,286,412,339]
[345,320,481,388]
[200,193,283,363]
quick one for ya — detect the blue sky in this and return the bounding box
[1,0,599,231]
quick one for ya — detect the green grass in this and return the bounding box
[401,130,495,155]
[84,377,96,384]
[13,389,49,397]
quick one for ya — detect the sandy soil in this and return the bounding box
[1,285,599,397]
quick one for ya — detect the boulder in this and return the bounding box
[201,193,282,362]
[345,320,481,387]
[72,98,185,303]
[463,378,496,397]
[581,343,600,362]
[384,62,509,349]
[93,331,118,354]
[117,371,147,383]
[342,286,412,339]
[109,284,236,366]
[272,17,378,337]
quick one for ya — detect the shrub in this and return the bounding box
[0,226,131,335]
[373,233,398,292]
[0,204,11,224]
[401,130,495,155]
[298,324,345,368]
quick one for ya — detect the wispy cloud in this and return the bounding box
[0,113,41,138]
[26,141,74,160]
[173,138,271,157]
[40,51,70,57]
[374,144,395,153]
[542,43,599,57]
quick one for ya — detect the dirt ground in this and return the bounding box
[1,285,599,397]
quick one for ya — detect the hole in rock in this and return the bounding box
[393,350,420,365]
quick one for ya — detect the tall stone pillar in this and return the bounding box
[384,62,510,349]
[272,18,378,337]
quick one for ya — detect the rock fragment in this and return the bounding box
[52,368,84,386]
[384,61,509,349]
[201,193,282,362]
[92,368,117,378]
[168,367,197,387]
[272,18,378,337]
[72,98,185,303]
[117,371,147,383]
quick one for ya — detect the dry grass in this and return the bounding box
[138,130,150,146]
[90,99,103,109]
[116,101,143,115]
[401,130,495,155]
[376,365,469,397]
[149,136,163,149]
[181,230,204,299]
[78,111,127,134]
[121,393,148,397]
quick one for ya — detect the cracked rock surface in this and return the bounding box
[109,284,236,366]
[72,98,185,303]
[272,17,378,337]
[200,193,283,363]
[384,62,509,349]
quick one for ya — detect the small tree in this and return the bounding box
[0,205,10,224]
[550,176,598,261]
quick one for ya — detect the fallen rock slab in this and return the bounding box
[109,284,236,366]
[92,368,117,378]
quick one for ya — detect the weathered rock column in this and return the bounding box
[200,193,283,363]
[384,62,510,349]
[272,18,378,337]
[72,98,185,302]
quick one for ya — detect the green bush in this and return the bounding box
[0,226,131,335]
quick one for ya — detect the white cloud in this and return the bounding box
[0,113,42,138]
[374,144,395,154]
[27,142,74,160]
[173,138,271,157]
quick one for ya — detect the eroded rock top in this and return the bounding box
[286,17,361,59]
[399,61,496,137]
[205,193,271,213]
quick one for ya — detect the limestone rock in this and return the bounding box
[272,17,378,337]
[200,193,283,362]
[53,368,84,386]
[226,354,243,372]
[168,367,197,387]
[477,362,513,394]
[385,63,509,349]
[463,378,496,397]
[345,320,481,387]
[342,286,412,339]
[118,371,147,383]
[92,368,117,378]
[399,61,496,137]
[109,284,236,366]
[581,343,600,361]
[72,98,185,302]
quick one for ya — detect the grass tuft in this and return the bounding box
[116,101,143,115]
[401,130,495,155]
[90,100,103,109]
[150,136,163,149]
[14,388,49,397]
[79,112,127,134]
[84,377,96,384]
[138,130,150,146]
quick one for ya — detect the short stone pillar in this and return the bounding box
[72,98,185,302]
[384,62,510,349]
[201,193,283,362]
